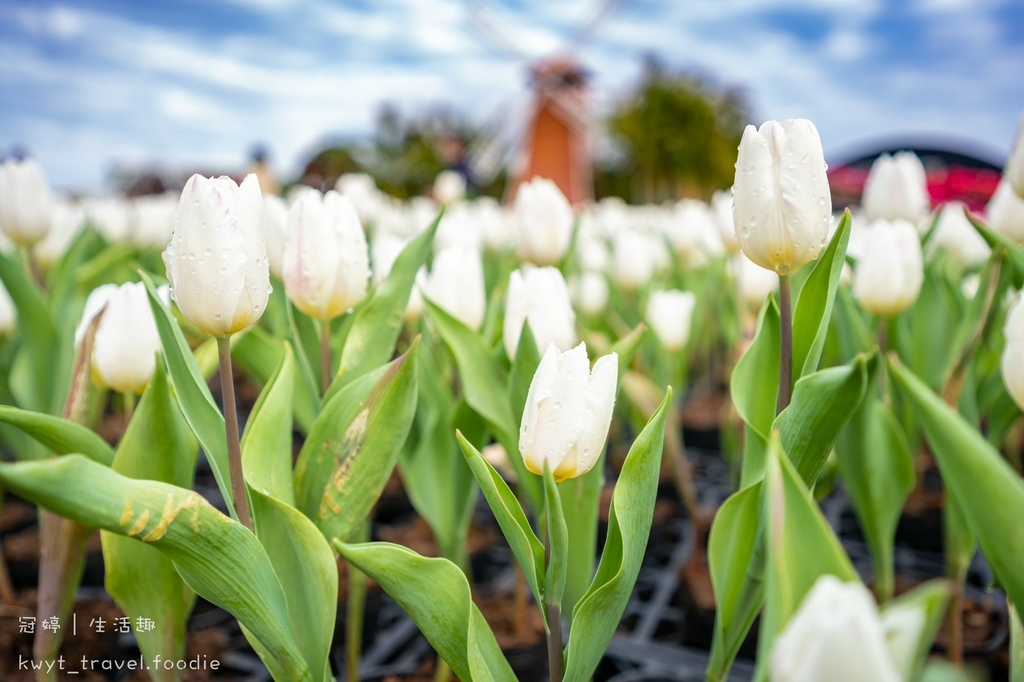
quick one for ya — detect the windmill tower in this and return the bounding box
[466,0,619,206]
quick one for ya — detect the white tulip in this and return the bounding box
[853,220,923,317]
[929,201,989,266]
[731,252,779,309]
[571,272,609,316]
[283,190,369,321]
[433,170,466,205]
[711,190,739,254]
[35,199,85,268]
[667,199,723,268]
[162,173,270,337]
[733,119,832,275]
[424,246,486,331]
[132,193,177,250]
[503,267,577,360]
[519,343,617,482]
[0,157,52,247]
[612,229,657,291]
[371,234,407,286]
[1006,115,1024,199]
[435,203,484,253]
[575,229,610,272]
[646,289,697,352]
[263,194,289,280]
[335,173,383,226]
[78,282,167,394]
[987,177,1024,242]
[771,575,922,682]
[515,177,574,266]
[87,196,133,243]
[861,151,931,227]
[0,277,15,337]
[474,197,514,253]
[1002,296,1024,411]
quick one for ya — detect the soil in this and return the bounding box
[375,514,499,563]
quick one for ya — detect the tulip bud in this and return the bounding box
[433,170,466,205]
[0,277,15,337]
[646,289,697,352]
[771,575,922,682]
[852,219,923,317]
[987,177,1024,242]
[335,173,384,226]
[1002,296,1024,411]
[87,196,133,243]
[861,151,931,227]
[571,271,610,316]
[732,119,832,275]
[371,234,407,286]
[503,267,577,360]
[711,190,739,254]
[77,282,167,395]
[515,177,574,266]
[519,343,617,482]
[162,173,270,337]
[0,157,52,247]
[424,246,486,331]
[928,201,990,267]
[1006,115,1024,200]
[263,194,289,280]
[283,190,369,321]
[667,200,723,268]
[731,252,778,309]
[132,193,177,250]
[35,199,85,268]
[612,229,656,291]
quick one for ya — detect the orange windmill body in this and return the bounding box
[466,0,620,206]
[506,57,593,206]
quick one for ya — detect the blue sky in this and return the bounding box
[2,0,1023,193]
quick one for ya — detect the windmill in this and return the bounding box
[464,0,622,206]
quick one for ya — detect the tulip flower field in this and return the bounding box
[2,116,1024,682]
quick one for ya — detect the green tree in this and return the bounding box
[603,57,752,203]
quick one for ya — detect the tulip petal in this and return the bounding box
[733,124,782,272]
[503,269,529,361]
[521,343,589,476]
[554,351,618,482]
[776,119,831,265]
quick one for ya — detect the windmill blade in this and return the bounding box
[568,0,624,51]
[466,100,524,185]
[466,0,531,60]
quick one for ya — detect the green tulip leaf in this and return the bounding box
[458,432,546,615]
[294,339,419,544]
[334,540,517,681]
[969,211,1024,288]
[0,249,61,413]
[543,461,569,611]
[732,299,779,485]
[889,356,1024,614]
[706,481,764,682]
[332,211,440,391]
[774,353,873,487]
[241,343,298,506]
[563,387,671,682]
[791,209,851,381]
[101,361,198,682]
[141,271,234,516]
[882,580,952,682]
[0,405,114,465]
[758,432,858,674]
[835,396,915,602]
[0,455,314,681]
[233,327,319,434]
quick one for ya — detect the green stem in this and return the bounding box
[345,520,370,682]
[776,273,792,415]
[216,336,252,530]
[122,392,135,425]
[546,601,563,682]
[320,320,332,396]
